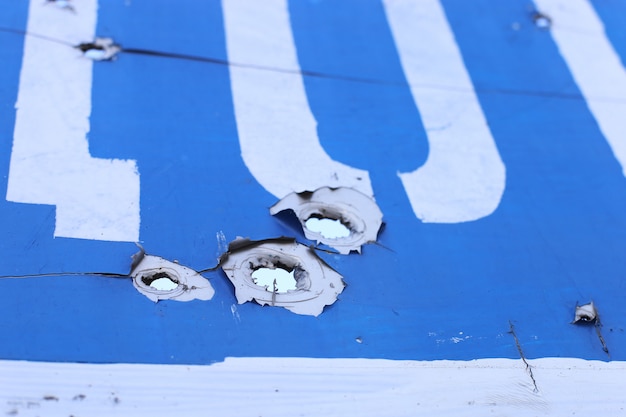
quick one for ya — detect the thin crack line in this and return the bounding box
[595,319,610,358]
[0,272,129,279]
[508,321,539,393]
[2,26,626,104]
[591,312,611,358]
[112,47,598,102]
[0,26,75,47]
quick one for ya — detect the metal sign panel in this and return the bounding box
[2,0,626,414]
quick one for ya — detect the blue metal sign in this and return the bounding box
[1,0,626,366]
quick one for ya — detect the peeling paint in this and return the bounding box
[270,187,383,255]
[220,237,345,316]
[130,249,214,302]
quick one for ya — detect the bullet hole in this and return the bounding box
[532,11,552,29]
[304,216,351,239]
[220,238,345,316]
[573,302,597,323]
[252,266,298,293]
[142,272,179,291]
[76,38,120,61]
[270,187,383,254]
[131,249,214,302]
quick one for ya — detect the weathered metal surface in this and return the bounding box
[2,0,626,414]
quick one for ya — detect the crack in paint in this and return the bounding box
[508,321,539,393]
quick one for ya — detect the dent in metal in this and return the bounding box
[220,237,345,316]
[131,250,214,302]
[270,187,383,255]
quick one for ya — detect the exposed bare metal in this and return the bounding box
[131,249,214,302]
[220,237,345,316]
[270,187,383,255]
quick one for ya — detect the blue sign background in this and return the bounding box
[1,0,626,364]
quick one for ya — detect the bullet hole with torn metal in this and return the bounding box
[251,262,300,293]
[573,301,598,324]
[130,247,214,302]
[270,187,383,255]
[76,38,121,61]
[219,237,345,316]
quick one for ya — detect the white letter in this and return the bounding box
[383,0,506,223]
[535,0,626,177]
[222,0,373,199]
[6,0,140,241]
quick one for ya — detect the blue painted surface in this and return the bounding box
[1,0,625,364]
[591,0,626,66]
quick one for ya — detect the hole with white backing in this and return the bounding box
[304,216,351,239]
[142,272,179,291]
[270,187,383,254]
[252,267,297,293]
[532,11,551,29]
[220,238,346,316]
[131,252,215,302]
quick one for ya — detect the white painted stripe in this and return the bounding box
[6,0,140,242]
[2,357,626,416]
[222,0,373,198]
[383,0,506,223]
[535,0,626,177]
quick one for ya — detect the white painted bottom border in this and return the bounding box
[2,357,625,416]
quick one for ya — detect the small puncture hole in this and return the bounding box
[532,11,551,29]
[252,267,297,293]
[305,215,351,239]
[141,272,179,291]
